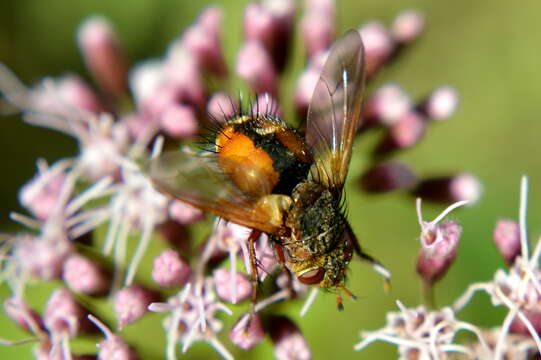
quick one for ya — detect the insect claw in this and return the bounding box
[383,279,392,293]
[336,292,344,311]
[341,285,357,300]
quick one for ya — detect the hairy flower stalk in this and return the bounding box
[0,2,489,359]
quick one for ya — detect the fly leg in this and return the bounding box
[274,242,295,297]
[247,229,262,312]
[345,223,391,291]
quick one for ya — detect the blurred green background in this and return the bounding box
[1,0,541,359]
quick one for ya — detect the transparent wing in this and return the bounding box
[149,148,281,235]
[305,30,366,191]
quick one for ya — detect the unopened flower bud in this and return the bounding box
[363,84,412,127]
[244,3,274,50]
[14,235,74,280]
[391,10,425,44]
[168,200,204,225]
[114,285,157,329]
[263,0,295,70]
[213,268,252,304]
[3,297,43,333]
[305,0,335,15]
[44,288,86,337]
[77,16,128,97]
[268,316,311,360]
[19,161,67,221]
[255,236,278,281]
[415,173,482,204]
[182,6,227,77]
[420,86,459,120]
[88,314,139,360]
[510,310,541,336]
[359,22,394,77]
[160,103,198,138]
[252,93,283,119]
[294,66,320,119]
[360,162,418,193]
[63,254,110,295]
[165,45,206,110]
[300,11,335,58]
[375,111,426,153]
[157,220,190,253]
[207,92,236,123]
[236,41,278,96]
[244,0,295,71]
[57,75,107,114]
[493,220,521,265]
[230,314,265,350]
[152,249,191,287]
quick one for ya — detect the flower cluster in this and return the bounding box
[355,177,541,359]
[1,1,486,359]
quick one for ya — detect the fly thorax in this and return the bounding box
[285,181,345,257]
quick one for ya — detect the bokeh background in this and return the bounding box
[1,0,541,359]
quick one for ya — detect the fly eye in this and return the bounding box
[297,267,325,285]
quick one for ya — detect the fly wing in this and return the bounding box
[305,30,366,192]
[149,148,282,235]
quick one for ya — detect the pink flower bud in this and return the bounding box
[305,0,335,15]
[359,22,394,77]
[415,173,482,204]
[269,316,311,360]
[88,314,139,360]
[182,7,227,77]
[3,297,43,333]
[252,93,283,119]
[57,75,107,114]
[114,285,156,329]
[213,268,252,304]
[34,347,93,360]
[44,288,85,337]
[165,46,206,110]
[421,86,459,120]
[14,235,74,280]
[300,11,335,57]
[129,60,164,107]
[19,164,66,221]
[230,314,265,350]
[390,111,426,148]
[493,220,521,265]
[391,10,425,44]
[294,66,320,119]
[123,113,151,141]
[510,310,541,336]
[244,3,275,50]
[157,220,190,252]
[77,16,128,97]
[63,254,110,295]
[244,0,295,71]
[376,111,426,153]
[360,162,418,193]
[152,249,191,287]
[255,236,278,281]
[363,84,412,126]
[160,103,198,138]
[168,200,204,225]
[207,92,236,123]
[236,41,277,96]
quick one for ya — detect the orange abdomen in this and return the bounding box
[216,126,279,197]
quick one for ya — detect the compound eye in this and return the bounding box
[297,267,325,285]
